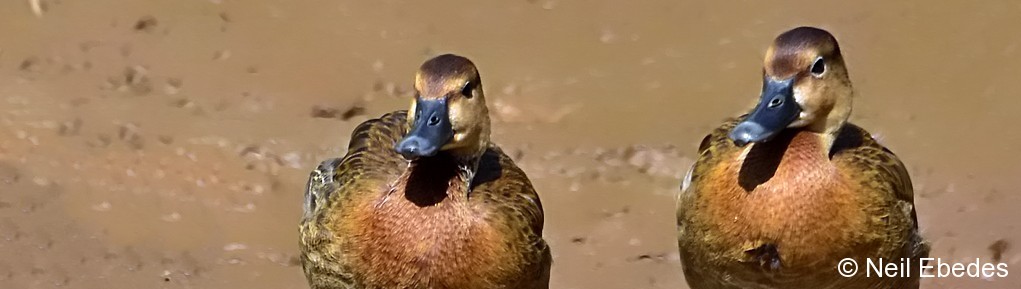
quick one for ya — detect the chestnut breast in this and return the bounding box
[697,131,869,267]
[337,182,519,289]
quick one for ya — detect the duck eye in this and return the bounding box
[461,81,474,99]
[810,57,826,77]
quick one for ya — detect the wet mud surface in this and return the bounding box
[1,1,1019,288]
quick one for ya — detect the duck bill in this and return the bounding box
[729,77,801,146]
[395,98,454,160]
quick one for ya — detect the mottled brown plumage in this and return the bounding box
[300,54,550,289]
[677,27,929,289]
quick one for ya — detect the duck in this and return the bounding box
[299,54,551,289]
[676,27,929,289]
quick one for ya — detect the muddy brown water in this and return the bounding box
[1,1,1019,288]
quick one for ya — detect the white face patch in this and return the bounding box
[408,98,419,122]
[791,85,812,127]
[793,85,807,110]
[447,102,464,139]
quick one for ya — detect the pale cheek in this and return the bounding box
[408,99,418,121]
[447,105,470,142]
[793,87,812,118]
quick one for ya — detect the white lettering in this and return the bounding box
[920,257,935,278]
[865,258,883,277]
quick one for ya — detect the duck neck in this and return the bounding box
[450,150,482,194]
[445,140,488,191]
[805,99,851,153]
[398,150,481,206]
[806,77,854,152]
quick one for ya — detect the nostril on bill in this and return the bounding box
[768,97,783,107]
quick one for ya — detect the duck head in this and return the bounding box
[730,27,854,146]
[395,54,491,161]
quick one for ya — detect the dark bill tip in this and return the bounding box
[394,98,453,160]
[728,77,800,146]
[729,121,771,147]
[395,135,441,160]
